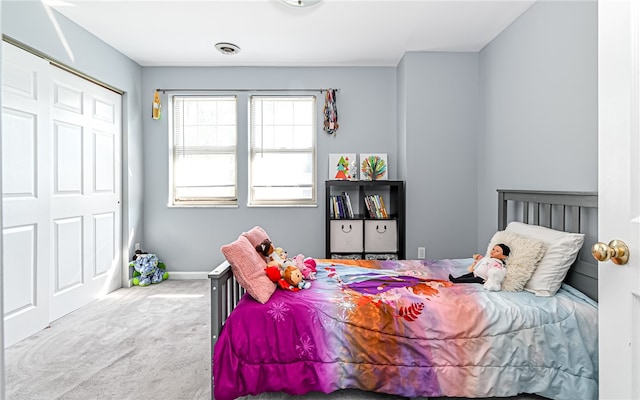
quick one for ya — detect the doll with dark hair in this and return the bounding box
[449,243,510,284]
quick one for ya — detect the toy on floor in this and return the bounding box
[130,250,169,286]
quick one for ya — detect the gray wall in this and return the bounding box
[142,67,397,270]
[399,52,480,259]
[1,1,145,284]
[476,0,598,249]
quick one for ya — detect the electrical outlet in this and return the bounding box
[135,242,141,251]
[417,247,426,259]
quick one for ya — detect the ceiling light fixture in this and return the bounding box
[280,0,323,8]
[214,42,241,55]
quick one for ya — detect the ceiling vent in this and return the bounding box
[214,42,241,55]
[280,0,323,8]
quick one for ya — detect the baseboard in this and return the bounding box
[167,271,210,280]
[125,271,209,287]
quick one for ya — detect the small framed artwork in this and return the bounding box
[360,153,388,180]
[329,153,358,180]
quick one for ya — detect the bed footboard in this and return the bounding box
[208,260,243,369]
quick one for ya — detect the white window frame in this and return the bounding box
[249,95,317,207]
[169,94,238,207]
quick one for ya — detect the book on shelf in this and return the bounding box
[343,192,354,218]
[330,193,354,219]
[329,196,338,218]
[378,195,388,218]
[363,195,374,218]
[364,194,389,219]
[331,192,388,219]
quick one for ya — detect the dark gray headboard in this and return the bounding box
[497,189,598,301]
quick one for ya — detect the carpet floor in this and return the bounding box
[5,280,545,400]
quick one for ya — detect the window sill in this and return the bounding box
[247,203,317,208]
[168,203,238,208]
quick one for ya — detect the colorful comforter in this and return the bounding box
[212,258,598,400]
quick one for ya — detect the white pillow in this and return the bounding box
[486,230,546,292]
[505,221,585,296]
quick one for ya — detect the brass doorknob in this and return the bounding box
[592,240,630,265]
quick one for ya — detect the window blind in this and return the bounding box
[249,95,317,205]
[171,95,237,205]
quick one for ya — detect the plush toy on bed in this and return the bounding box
[265,263,311,292]
[277,251,316,282]
[275,247,287,261]
[283,264,311,290]
[130,250,169,287]
[271,246,316,280]
[449,244,510,291]
[483,266,507,291]
[293,254,317,280]
[257,239,314,290]
[256,239,284,263]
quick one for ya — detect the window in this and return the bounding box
[249,95,317,206]
[170,95,237,206]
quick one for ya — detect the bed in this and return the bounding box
[209,189,599,400]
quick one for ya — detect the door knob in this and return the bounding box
[591,240,629,265]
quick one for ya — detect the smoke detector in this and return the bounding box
[214,42,241,55]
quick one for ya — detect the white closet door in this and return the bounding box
[2,42,52,347]
[49,67,122,322]
[2,42,123,346]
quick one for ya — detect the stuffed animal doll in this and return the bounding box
[257,240,313,290]
[256,239,275,258]
[256,239,284,263]
[483,267,507,291]
[293,254,317,280]
[449,244,510,288]
[283,265,311,290]
[274,247,287,261]
[129,251,169,286]
[265,264,310,291]
[265,264,283,283]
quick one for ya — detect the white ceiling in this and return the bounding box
[46,0,536,67]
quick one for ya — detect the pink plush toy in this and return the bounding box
[294,254,317,280]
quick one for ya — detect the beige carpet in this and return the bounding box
[5,280,210,400]
[5,280,546,400]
